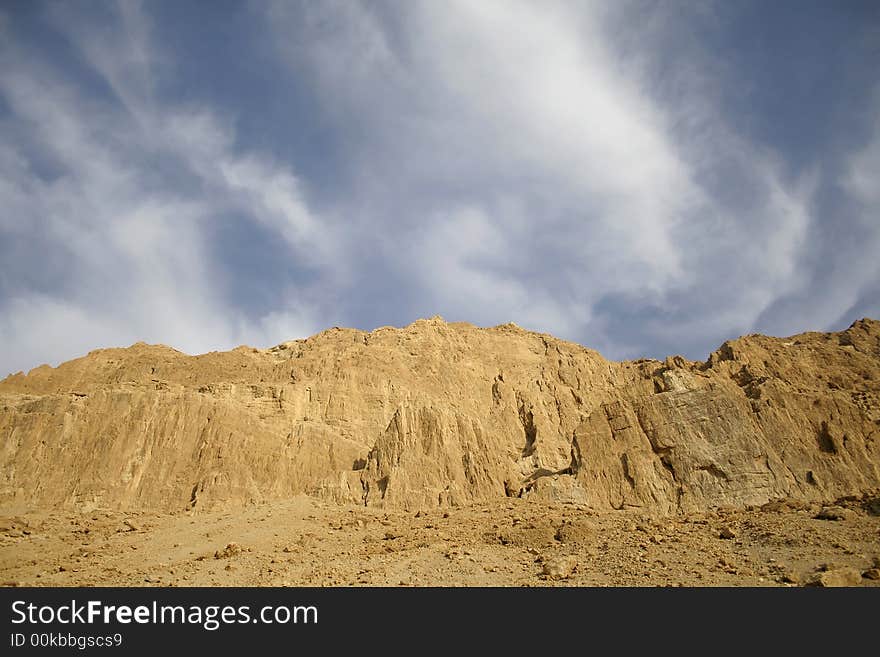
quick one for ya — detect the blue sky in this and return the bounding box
[1,0,878,375]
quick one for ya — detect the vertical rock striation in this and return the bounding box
[1,316,878,513]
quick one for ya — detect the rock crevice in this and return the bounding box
[1,317,879,514]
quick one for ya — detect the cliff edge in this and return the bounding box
[2,317,878,514]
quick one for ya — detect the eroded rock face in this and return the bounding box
[1,316,878,513]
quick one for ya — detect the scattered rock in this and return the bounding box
[719,526,736,540]
[804,568,862,587]
[542,556,577,580]
[214,543,243,559]
[862,568,880,581]
[814,507,851,521]
[717,558,738,574]
[779,572,799,585]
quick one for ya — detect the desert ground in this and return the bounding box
[2,494,878,587]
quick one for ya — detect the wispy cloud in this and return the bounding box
[1,1,877,375]
[0,2,328,374]
[264,0,836,356]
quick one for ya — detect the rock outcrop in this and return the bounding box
[1,317,878,514]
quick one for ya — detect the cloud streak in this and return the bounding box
[1,0,877,375]
[265,0,843,356]
[0,2,328,374]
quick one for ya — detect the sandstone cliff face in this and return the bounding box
[1,317,878,514]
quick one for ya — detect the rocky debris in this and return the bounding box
[542,556,577,580]
[760,500,789,513]
[804,567,863,587]
[553,520,594,544]
[717,557,738,575]
[778,572,799,585]
[862,568,880,580]
[864,498,880,516]
[719,526,737,540]
[0,517,32,538]
[214,543,244,559]
[2,495,880,587]
[814,507,851,521]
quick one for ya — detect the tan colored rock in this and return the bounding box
[542,556,577,579]
[815,506,852,521]
[719,526,736,540]
[1,317,879,515]
[805,568,863,587]
[214,543,243,559]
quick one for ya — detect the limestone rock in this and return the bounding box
[719,526,736,540]
[815,506,852,521]
[1,317,879,515]
[214,543,243,559]
[542,556,577,580]
[805,568,863,587]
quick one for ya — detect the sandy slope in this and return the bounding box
[2,494,878,587]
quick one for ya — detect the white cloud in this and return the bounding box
[2,1,875,375]
[846,114,880,212]
[0,296,131,373]
[407,205,587,337]
[835,111,880,318]
[265,0,820,355]
[0,3,327,375]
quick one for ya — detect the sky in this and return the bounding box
[1,0,879,376]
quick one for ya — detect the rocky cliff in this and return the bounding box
[1,317,879,514]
